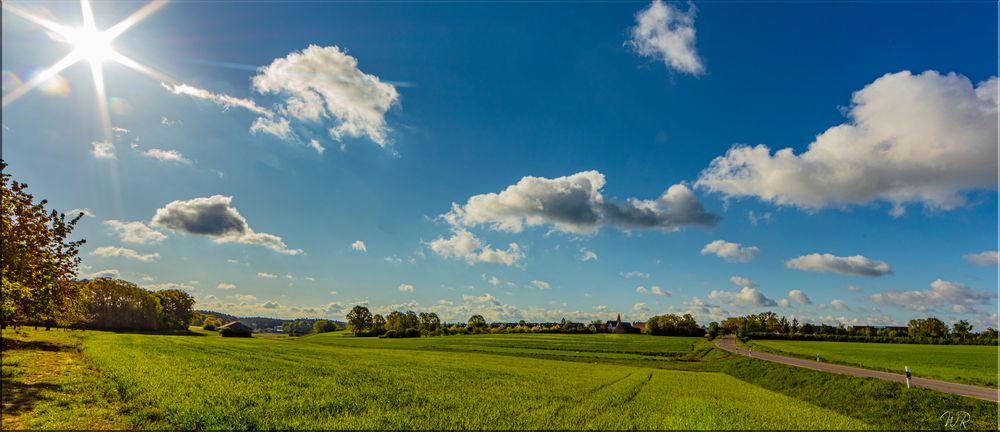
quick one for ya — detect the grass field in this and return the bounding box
[3,329,998,430]
[747,339,999,387]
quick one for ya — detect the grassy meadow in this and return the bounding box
[2,328,998,430]
[747,339,999,387]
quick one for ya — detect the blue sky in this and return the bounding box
[2,1,997,327]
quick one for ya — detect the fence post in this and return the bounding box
[905,366,912,388]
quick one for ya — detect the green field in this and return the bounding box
[3,329,998,430]
[747,339,999,387]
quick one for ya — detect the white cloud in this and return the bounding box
[398,283,415,293]
[530,280,551,290]
[701,240,759,262]
[748,210,772,226]
[870,279,994,313]
[636,285,669,297]
[84,268,120,279]
[257,272,277,279]
[963,250,998,266]
[443,171,717,235]
[104,220,168,244]
[620,271,651,279]
[250,117,294,140]
[785,253,891,277]
[846,285,862,292]
[831,299,848,311]
[161,82,272,116]
[709,286,777,307]
[633,302,648,311]
[697,71,998,216]
[594,305,609,312]
[68,208,95,218]
[628,0,704,75]
[429,228,524,266]
[91,246,159,262]
[252,45,400,148]
[351,240,367,253]
[142,148,191,164]
[91,141,116,159]
[329,290,338,295]
[142,282,194,291]
[580,247,599,262]
[217,283,236,290]
[729,276,757,287]
[309,139,326,155]
[151,195,302,255]
[787,289,813,305]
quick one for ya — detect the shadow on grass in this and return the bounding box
[0,380,60,417]
[0,339,68,352]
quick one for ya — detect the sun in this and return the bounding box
[67,27,117,64]
[2,0,172,144]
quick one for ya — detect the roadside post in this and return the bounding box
[905,366,912,388]
[816,353,820,362]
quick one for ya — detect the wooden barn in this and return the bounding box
[218,321,253,337]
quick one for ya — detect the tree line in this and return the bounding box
[1,162,195,332]
[719,312,997,345]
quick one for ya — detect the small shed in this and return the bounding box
[219,321,253,337]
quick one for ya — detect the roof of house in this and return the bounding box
[219,321,253,331]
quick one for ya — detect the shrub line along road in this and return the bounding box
[715,336,999,402]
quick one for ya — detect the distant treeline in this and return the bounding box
[719,312,997,346]
[192,311,345,335]
[643,314,706,337]
[83,279,194,331]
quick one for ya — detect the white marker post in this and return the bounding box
[905,366,912,389]
[816,353,820,362]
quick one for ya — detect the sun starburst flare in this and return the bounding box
[2,0,173,142]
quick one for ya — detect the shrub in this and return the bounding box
[380,330,400,339]
[404,328,420,338]
[203,323,217,331]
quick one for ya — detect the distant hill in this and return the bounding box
[194,310,344,332]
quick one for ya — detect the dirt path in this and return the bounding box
[716,336,998,402]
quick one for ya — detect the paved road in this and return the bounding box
[716,336,998,402]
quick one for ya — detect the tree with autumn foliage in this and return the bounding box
[1,160,87,329]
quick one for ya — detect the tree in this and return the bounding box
[706,322,720,339]
[83,279,161,331]
[373,314,385,332]
[385,311,406,332]
[313,319,338,333]
[467,314,487,331]
[952,320,973,341]
[419,312,441,333]
[908,317,949,339]
[1,161,86,329]
[346,305,373,335]
[155,289,195,330]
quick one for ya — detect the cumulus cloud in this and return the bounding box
[729,276,757,287]
[398,283,415,293]
[530,280,551,290]
[831,299,848,311]
[217,283,236,290]
[580,247,599,262]
[151,195,302,255]
[91,141,115,159]
[637,285,670,296]
[142,282,194,291]
[84,268,120,279]
[91,246,159,262]
[709,286,777,307]
[963,250,998,266]
[696,71,998,216]
[104,220,167,244]
[846,285,862,292]
[620,271,651,279]
[262,301,280,309]
[701,240,759,262]
[787,289,812,305]
[257,272,277,279]
[351,240,368,253]
[628,0,704,75]
[871,279,994,313]
[429,228,524,266]
[252,45,400,147]
[69,208,95,218]
[785,253,891,277]
[443,171,718,235]
[142,148,191,164]
[633,302,648,311]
